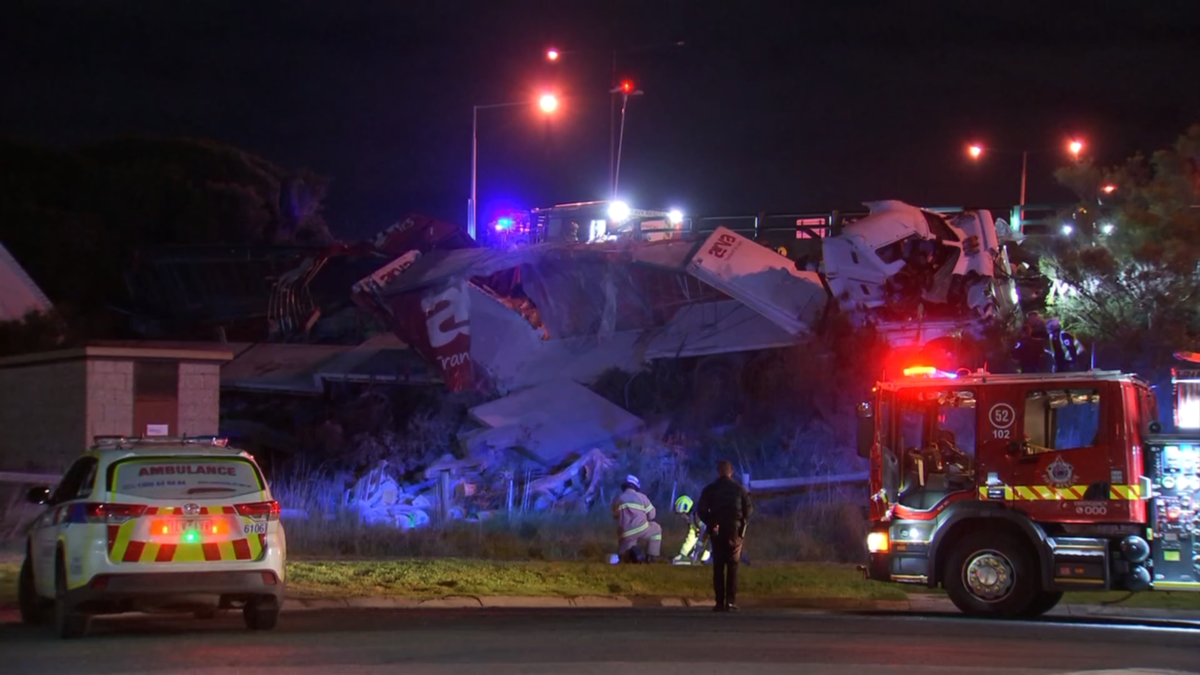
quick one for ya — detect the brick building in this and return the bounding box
[0,345,232,472]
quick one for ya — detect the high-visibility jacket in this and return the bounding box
[612,488,657,539]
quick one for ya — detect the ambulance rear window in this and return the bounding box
[108,457,264,500]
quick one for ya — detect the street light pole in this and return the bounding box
[1019,149,1028,207]
[470,97,558,241]
[470,105,479,240]
[609,50,617,196]
[611,83,643,198]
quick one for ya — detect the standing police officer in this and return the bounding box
[698,460,753,612]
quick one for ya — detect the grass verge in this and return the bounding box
[285,560,905,601]
[3,559,1199,611]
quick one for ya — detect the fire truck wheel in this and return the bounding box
[944,531,1038,618]
[1021,591,1064,618]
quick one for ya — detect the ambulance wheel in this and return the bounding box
[54,556,89,639]
[944,532,1038,619]
[243,596,280,631]
[19,555,49,625]
[1021,591,1063,618]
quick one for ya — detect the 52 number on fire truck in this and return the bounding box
[989,403,1015,439]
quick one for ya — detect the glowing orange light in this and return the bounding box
[161,526,169,534]
[546,48,560,62]
[967,144,983,159]
[903,366,938,377]
[1102,184,1116,194]
[1068,139,1084,156]
[538,93,559,114]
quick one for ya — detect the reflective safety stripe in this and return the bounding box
[977,484,1142,501]
[617,502,651,512]
[651,534,662,540]
[621,522,650,539]
[1110,484,1141,500]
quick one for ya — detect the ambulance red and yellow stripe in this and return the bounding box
[107,506,268,564]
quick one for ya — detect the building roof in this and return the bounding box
[0,344,235,369]
[221,339,438,394]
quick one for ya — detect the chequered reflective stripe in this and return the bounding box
[107,521,266,563]
[977,485,1141,500]
[1110,484,1141,499]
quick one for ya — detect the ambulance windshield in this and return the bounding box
[108,457,264,500]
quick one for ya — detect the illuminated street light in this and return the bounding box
[1101,223,1115,235]
[1102,184,1117,194]
[1061,223,1074,236]
[609,200,631,223]
[546,48,560,62]
[1068,139,1084,157]
[470,93,560,240]
[967,144,983,159]
[668,209,684,225]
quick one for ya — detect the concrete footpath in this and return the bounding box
[285,593,1200,622]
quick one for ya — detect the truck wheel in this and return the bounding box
[944,532,1038,618]
[1021,590,1064,618]
[54,557,89,639]
[243,596,280,631]
[19,556,49,625]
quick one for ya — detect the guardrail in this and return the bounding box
[744,471,869,496]
[0,471,61,486]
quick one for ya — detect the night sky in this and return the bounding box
[5,1,1199,239]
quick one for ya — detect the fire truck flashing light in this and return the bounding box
[902,365,958,379]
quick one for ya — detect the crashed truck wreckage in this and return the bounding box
[351,200,1017,395]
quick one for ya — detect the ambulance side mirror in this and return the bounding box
[26,486,50,505]
[856,401,874,459]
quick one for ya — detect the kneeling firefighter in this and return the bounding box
[672,495,711,565]
[611,475,662,563]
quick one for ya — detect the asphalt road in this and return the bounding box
[1,608,1198,675]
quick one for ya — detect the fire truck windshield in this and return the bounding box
[886,388,978,510]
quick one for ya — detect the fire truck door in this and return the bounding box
[1008,385,1116,520]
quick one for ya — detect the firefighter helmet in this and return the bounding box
[674,495,694,515]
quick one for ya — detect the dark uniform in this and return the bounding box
[697,474,753,610]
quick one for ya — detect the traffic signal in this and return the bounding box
[620,80,635,94]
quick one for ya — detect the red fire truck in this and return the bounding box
[859,366,1200,617]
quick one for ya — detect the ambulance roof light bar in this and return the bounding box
[91,435,230,450]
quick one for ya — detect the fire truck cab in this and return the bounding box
[859,367,1200,618]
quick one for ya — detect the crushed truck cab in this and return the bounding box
[859,367,1199,618]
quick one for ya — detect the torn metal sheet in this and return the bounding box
[465,380,643,464]
[0,243,54,321]
[687,227,828,335]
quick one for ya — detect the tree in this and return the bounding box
[0,137,334,340]
[1044,124,1200,373]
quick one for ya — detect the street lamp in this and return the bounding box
[966,138,1087,207]
[611,80,643,198]
[470,93,559,240]
[545,41,684,195]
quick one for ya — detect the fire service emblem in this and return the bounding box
[1044,457,1076,489]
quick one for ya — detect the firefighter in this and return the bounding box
[611,475,662,563]
[698,460,753,612]
[1013,323,1052,373]
[671,495,711,565]
[1046,318,1082,372]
